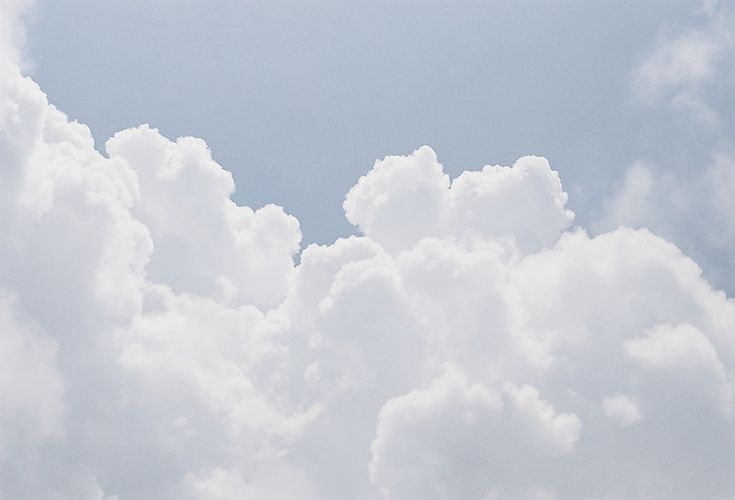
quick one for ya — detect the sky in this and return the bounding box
[2,0,735,499]
[25,1,698,238]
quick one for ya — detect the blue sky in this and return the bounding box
[28,0,699,243]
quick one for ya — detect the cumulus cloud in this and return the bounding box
[369,370,580,500]
[105,125,301,310]
[2,3,735,499]
[344,146,574,255]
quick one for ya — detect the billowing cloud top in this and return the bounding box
[2,3,735,499]
[344,146,574,255]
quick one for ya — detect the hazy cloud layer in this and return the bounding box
[632,0,734,125]
[604,0,735,292]
[2,2,735,499]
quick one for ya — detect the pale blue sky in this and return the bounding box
[29,1,702,245]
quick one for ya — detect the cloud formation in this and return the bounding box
[2,2,735,499]
[344,146,574,255]
[632,1,735,124]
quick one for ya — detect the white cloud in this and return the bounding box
[369,369,579,499]
[0,0,33,67]
[2,3,735,499]
[105,125,301,311]
[602,394,642,426]
[182,466,322,500]
[344,146,574,255]
[599,153,735,293]
[632,2,735,124]
[0,292,64,457]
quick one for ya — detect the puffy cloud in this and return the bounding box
[2,3,735,499]
[106,125,301,310]
[625,323,734,413]
[369,370,580,500]
[0,17,306,496]
[344,145,574,254]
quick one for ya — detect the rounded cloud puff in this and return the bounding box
[369,371,580,500]
[106,125,301,310]
[344,145,574,254]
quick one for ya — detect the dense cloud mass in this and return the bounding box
[2,2,735,499]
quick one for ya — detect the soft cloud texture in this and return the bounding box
[602,0,735,293]
[344,146,574,255]
[2,2,735,499]
[632,0,734,124]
